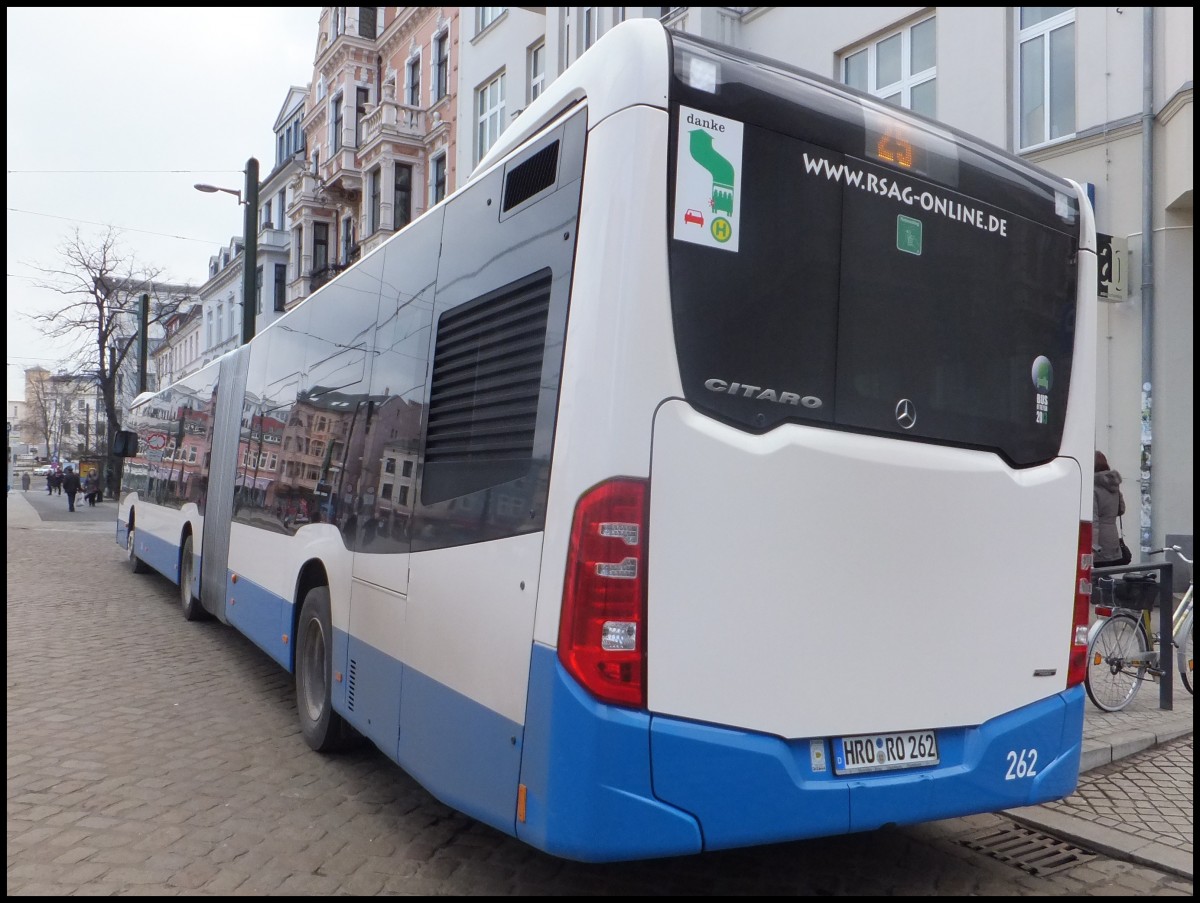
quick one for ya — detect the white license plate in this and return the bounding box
[832,730,939,775]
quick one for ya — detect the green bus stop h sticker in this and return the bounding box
[897,215,923,255]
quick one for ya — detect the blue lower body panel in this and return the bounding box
[518,643,1083,861]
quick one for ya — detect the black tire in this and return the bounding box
[1085,613,1149,712]
[179,535,207,621]
[296,586,354,752]
[127,525,150,574]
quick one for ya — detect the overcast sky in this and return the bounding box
[6,7,322,402]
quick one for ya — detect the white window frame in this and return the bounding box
[1015,7,1076,150]
[331,92,344,153]
[477,7,504,34]
[406,52,422,107]
[528,41,545,102]
[433,30,450,102]
[431,152,448,204]
[839,14,936,117]
[476,72,506,164]
[583,7,597,50]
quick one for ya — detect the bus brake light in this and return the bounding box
[559,479,648,707]
[1067,522,1093,688]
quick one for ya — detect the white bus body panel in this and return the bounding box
[226,522,353,632]
[406,533,546,725]
[532,105,682,648]
[646,402,1083,739]
[1060,178,1099,524]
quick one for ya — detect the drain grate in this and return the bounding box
[958,822,1097,876]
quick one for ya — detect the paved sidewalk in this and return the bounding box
[6,487,1194,885]
[1008,672,1193,881]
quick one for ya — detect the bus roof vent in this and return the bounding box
[423,271,552,503]
[502,141,559,212]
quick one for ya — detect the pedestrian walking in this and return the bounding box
[46,472,54,495]
[51,470,63,495]
[21,472,31,492]
[84,470,99,506]
[62,466,81,512]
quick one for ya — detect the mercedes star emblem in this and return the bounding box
[895,398,917,430]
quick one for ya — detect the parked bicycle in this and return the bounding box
[1085,545,1194,712]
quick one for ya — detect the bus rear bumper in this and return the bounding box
[520,643,1083,860]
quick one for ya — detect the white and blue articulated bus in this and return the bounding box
[116,18,1097,862]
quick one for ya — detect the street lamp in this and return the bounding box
[195,156,259,344]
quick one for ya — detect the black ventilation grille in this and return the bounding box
[502,142,559,212]
[346,658,357,711]
[958,822,1096,876]
[426,273,552,470]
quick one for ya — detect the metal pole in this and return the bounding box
[1138,7,1155,556]
[138,293,149,394]
[242,157,260,344]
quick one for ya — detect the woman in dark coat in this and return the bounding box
[1093,450,1129,567]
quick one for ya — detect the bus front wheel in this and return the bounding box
[127,526,149,574]
[296,586,354,752]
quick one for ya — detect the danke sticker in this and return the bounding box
[674,106,743,252]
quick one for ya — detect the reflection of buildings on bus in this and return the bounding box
[366,399,423,540]
[156,405,213,506]
[234,411,284,508]
[126,385,215,510]
[269,388,366,526]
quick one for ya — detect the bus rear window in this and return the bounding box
[667,115,1078,467]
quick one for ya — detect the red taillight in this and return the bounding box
[1067,521,1093,687]
[558,478,648,708]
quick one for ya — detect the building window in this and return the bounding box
[407,55,421,106]
[529,41,545,102]
[355,86,369,147]
[1017,7,1075,149]
[477,72,506,163]
[255,265,264,316]
[274,264,287,311]
[262,200,272,229]
[313,222,329,273]
[332,7,346,38]
[583,7,597,49]
[432,154,447,203]
[477,7,503,33]
[341,215,355,262]
[394,163,413,229]
[292,224,303,281]
[434,32,449,100]
[370,167,382,234]
[358,6,377,38]
[331,94,344,152]
[840,15,936,118]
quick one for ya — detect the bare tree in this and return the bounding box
[28,226,189,496]
[22,371,55,460]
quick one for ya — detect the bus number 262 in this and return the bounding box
[1005,748,1039,780]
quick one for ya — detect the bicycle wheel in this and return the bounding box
[1179,613,1193,695]
[1085,613,1150,712]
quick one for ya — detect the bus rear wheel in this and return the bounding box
[296,586,354,752]
[179,535,206,621]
